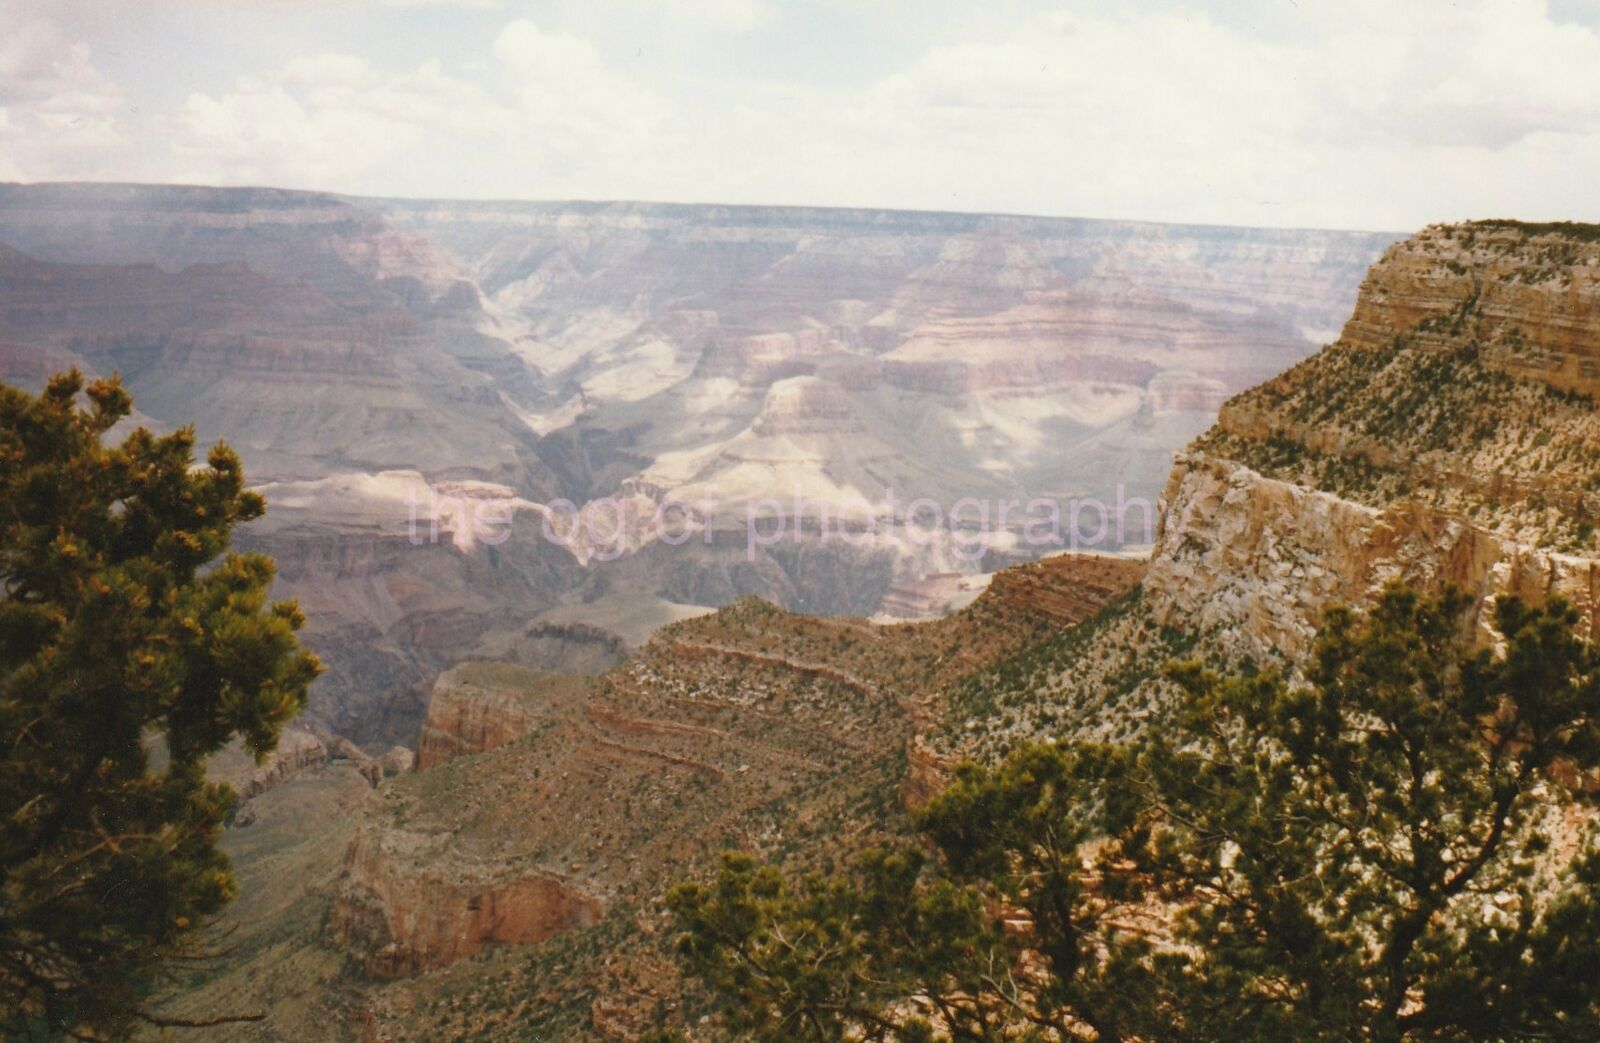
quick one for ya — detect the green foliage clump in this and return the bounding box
[662,586,1600,1041]
[0,372,320,1040]
[1136,588,1600,1040]
[1465,219,1600,245]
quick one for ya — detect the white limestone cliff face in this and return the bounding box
[1146,453,1600,661]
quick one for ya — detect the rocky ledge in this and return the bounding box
[328,828,603,978]
[1145,452,1600,661]
[414,662,595,771]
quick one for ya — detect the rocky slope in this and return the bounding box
[159,552,1142,1040]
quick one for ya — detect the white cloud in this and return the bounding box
[171,54,503,188]
[0,11,129,181]
[1309,0,1600,149]
[5,1,1600,228]
[655,0,774,32]
[661,1,1600,227]
[379,0,505,7]
[491,19,670,154]
[277,53,376,89]
[169,21,670,195]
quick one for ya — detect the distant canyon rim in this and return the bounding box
[0,182,1398,747]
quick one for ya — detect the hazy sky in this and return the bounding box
[5,0,1600,230]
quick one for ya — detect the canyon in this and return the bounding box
[138,217,1600,1040]
[0,183,1392,749]
[149,217,1600,1040]
[43,182,1596,1040]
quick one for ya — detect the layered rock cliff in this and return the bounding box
[328,828,604,979]
[929,221,1600,769]
[1145,454,1600,659]
[1148,221,1600,659]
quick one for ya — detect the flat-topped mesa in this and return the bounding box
[1148,221,1600,661]
[978,553,1147,629]
[748,375,866,437]
[689,328,840,385]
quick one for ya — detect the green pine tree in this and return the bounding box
[662,586,1600,1041]
[1130,587,1600,1040]
[0,371,321,1040]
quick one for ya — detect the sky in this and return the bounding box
[4,0,1600,231]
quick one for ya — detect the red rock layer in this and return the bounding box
[328,830,603,978]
